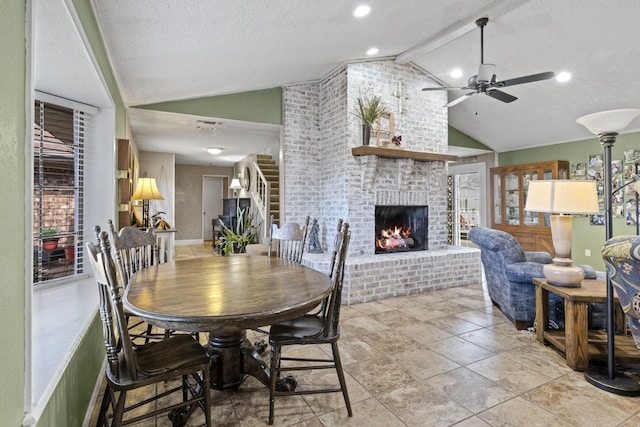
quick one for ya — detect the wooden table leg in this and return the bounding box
[535,284,549,343]
[564,300,589,371]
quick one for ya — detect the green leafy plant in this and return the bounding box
[42,226,59,238]
[218,208,259,256]
[353,94,389,125]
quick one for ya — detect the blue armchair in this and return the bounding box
[469,227,598,330]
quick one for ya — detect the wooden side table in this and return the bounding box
[533,278,637,371]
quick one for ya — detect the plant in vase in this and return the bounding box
[218,208,259,255]
[353,94,389,146]
[41,226,60,250]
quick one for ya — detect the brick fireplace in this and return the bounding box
[281,59,481,304]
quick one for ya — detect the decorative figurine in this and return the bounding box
[307,218,323,253]
[392,135,402,146]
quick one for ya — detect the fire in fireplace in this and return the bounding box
[375,205,428,254]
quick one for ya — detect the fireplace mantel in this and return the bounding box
[353,146,458,191]
[352,146,458,162]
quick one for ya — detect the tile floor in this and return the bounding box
[89,243,640,426]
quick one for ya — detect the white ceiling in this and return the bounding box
[40,0,640,166]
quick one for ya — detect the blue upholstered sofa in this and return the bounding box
[469,227,599,330]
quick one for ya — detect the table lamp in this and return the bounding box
[576,108,640,396]
[131,176,164,228]
[229,178,242,198]
[525,180,599,286]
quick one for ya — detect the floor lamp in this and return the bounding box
[576,108,640,395]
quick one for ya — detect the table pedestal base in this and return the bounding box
[207,331,296,391]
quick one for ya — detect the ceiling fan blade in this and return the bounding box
[444,92,475,107]
[496,71,555,88]
[486,89,517,103]
[422,86,466,91]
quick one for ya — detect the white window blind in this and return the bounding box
[33,99,89,285]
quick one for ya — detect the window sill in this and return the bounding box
[27,276,98,422]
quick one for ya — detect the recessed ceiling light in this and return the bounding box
[556,71,571,82]
[450,68,463,79]
[353,5,371,18]
[207,147,223,155]
[366,47,379,56]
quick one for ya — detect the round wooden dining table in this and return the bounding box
[123,255,332,389]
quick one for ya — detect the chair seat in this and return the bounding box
[107,335,209,389]
[269,315,338,345]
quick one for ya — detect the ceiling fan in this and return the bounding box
[422,17,555,108]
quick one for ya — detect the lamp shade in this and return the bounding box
[576,109,640,135]
[229,178,243,190]
[131,177,164,201]
[525,180,599,214]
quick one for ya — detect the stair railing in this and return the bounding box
[252,161,271,240]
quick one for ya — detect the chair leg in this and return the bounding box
[203,366,211,426]
[268,344,281,425]
[331,342,352,417]
[96,385,112,426]
[112,388,127,427]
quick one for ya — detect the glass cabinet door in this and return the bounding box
[504,173,519,225]
[493,173,501,224]
[523,170,539,227]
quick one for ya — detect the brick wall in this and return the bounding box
[282,60,481,303]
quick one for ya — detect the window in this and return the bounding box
[33,99,86,285]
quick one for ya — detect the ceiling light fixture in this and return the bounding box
[366,47,379,56]
[556,71,571,82]
[353,5,371,18]
[207,147,223,155]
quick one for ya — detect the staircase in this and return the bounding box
[256,154,280,226]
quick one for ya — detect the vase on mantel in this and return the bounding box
[361,123,371,146]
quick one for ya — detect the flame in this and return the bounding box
[376,226,412,250]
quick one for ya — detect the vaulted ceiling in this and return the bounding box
[40,0,640,165]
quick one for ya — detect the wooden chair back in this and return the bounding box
[108,220,159,286]
[268,215,310,263]
[86,228,139,381]
[322,222,350,336]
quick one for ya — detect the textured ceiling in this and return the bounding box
[39,0,640,165]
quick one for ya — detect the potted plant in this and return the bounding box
[218,208,259,255]
[353,94,389,145]
[42,226,60,250]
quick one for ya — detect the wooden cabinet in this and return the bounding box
[117,139,135,228]
[490,160,569,255]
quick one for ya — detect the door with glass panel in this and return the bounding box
[449,163,486,246]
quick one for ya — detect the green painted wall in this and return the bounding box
[449,126,492,150]
[135,87,283,125]
[0,1,27,425]
[499,131,640,270]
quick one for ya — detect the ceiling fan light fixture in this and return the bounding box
[207,147,223,155]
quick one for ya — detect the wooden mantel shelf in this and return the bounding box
[352,146,458,162]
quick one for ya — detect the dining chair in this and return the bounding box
[252,215,311,347]
[267,222,352,425]
[268,215,310,263]
[107,221,166,344]
[87,230,211,427]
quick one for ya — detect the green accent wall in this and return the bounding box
[134,87,283,125]
[449,126,492,151]
[1,1,27,425]
[499,131,640,270]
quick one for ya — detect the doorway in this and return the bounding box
[202,176,224,241]
[449,163,486,246]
